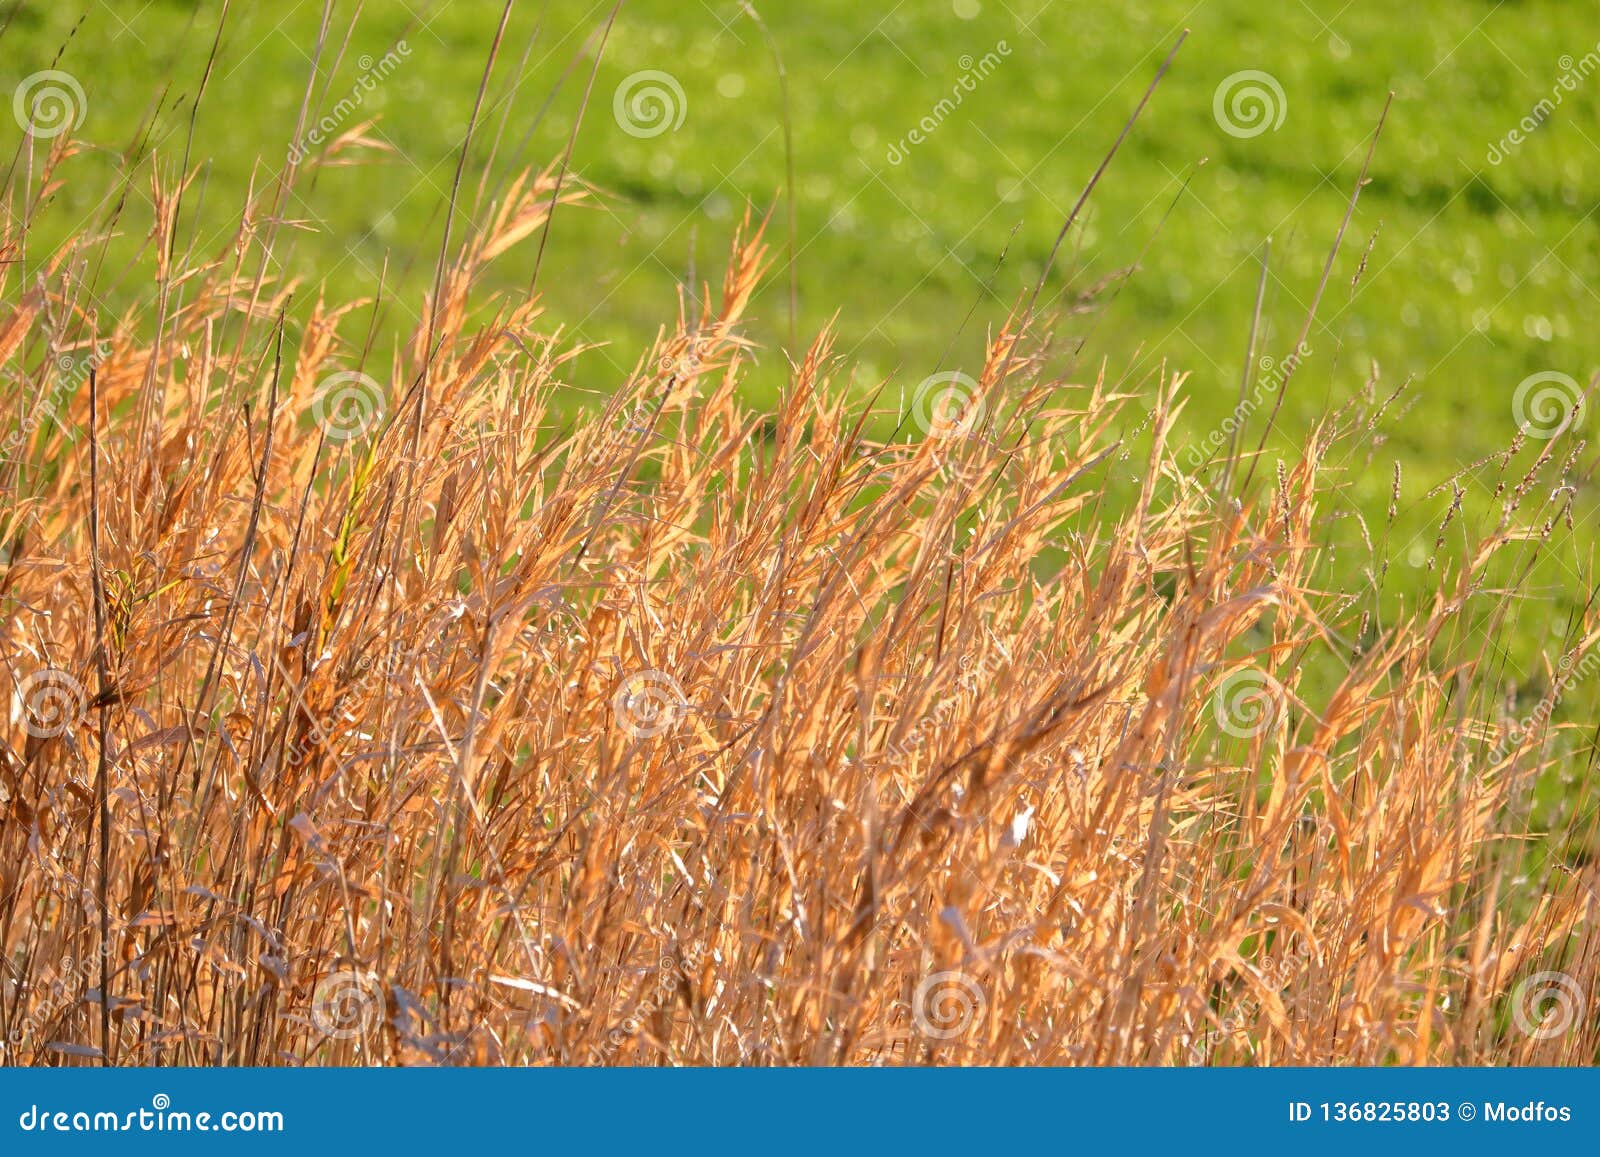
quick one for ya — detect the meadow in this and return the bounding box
[11,3,1599,450]
[11,0,1600,663]
[1,1,1597,1065]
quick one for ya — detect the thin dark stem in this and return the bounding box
[86,366,111,1065]
[526,0,626,299]
[1240,92,1392,494]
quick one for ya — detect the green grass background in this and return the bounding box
[6,1,1599,703]
[11,2,1598,425]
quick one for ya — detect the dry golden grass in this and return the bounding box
[3,100,1599,1068]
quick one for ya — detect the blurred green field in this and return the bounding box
[10,3,1597,423]
[6,1,1598,652]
